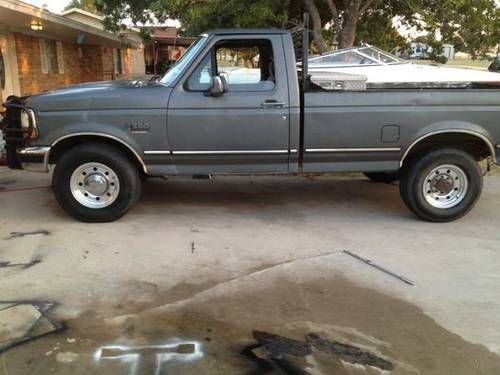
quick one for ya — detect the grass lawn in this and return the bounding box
[413,58,490,70]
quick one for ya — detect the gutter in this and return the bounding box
[0,0,139,48]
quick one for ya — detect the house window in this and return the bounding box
[113,48,124,75]
[39,39,64,74]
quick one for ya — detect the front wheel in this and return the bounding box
[399,148,482,222]
[53,144,141,222]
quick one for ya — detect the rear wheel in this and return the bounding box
[53,144,141,222]
[364,171,400,183]
[399,148,482,222]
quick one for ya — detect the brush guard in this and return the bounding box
[1,96,35,169]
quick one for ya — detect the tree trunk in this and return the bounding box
[339,1,361,49]
[324,0,341,48]
[303,0,328,54]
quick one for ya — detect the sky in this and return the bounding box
[25,0,71,14]
[24,0,181,27]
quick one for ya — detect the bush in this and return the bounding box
[434,55,448,64]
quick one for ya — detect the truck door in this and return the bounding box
[167,35,291,174]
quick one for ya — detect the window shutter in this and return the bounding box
[56,41,64,74]
[39,39,48,74]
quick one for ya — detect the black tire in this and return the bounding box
[400,148,482,222]
[364,171,400,183]
[53,143,141,222]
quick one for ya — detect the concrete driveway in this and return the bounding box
[1,166,500,374]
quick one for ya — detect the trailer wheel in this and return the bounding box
[364,171,400,183]
[53,143,141,222]
[399,148,482,222]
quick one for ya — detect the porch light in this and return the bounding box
[30,20,43,31]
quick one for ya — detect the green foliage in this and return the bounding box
[95,0,499,58]
[64,0,100,13]
[402,0,499,59]
[173,0,291,35]
[355,9,409,52]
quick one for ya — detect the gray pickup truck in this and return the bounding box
[3,27,500,222]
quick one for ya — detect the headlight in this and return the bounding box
[20,110,30,129]
[21,108,38,139]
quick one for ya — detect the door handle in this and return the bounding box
[261,100,285,108]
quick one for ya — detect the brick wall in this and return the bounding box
[13,33,140,96]
[80,45,104,82]
[15,33,83,95]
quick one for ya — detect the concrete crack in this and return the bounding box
[107,251,340,322]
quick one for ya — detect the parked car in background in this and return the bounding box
[308,45,500,85]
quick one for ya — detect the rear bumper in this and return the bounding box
[15,146,51,172]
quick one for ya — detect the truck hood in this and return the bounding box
[26,80,172,112]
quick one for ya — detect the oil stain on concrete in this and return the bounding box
[2,276,500,374]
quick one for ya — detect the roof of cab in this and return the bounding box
[202,28,289,36]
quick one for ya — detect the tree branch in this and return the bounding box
[324,0,339,20]
[360,0,376,15]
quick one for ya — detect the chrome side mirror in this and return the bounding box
[205,75,228,97]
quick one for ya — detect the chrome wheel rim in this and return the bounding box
[70,162,120,209]
[423,164,468,209]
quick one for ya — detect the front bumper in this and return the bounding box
[15,146,51,172]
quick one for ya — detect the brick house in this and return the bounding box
[143,26,197,76]
[0,0,146,105]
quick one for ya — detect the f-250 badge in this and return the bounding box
[127,121,151,133]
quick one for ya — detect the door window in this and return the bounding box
[186,39,275,92]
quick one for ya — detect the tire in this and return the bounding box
[364,171,400,183]
[52,143,141,222]
[399,148,482,222]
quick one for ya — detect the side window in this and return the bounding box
[186,54,212,90]
[216,40,275,92]
[186,39,275,92]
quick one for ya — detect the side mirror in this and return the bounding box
[204,75,228,97]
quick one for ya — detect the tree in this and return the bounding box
[95,0,499,58]
[64,0,100,13]
[96,0,292,34]
[394,0,499,59]
[355,8,408,52]
[303,0,379,52]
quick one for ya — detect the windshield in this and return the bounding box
[309,46,404,67]
[160,36,208,86]
[357,46,403,64]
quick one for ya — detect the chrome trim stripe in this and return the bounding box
[172,150,290,155]
[306,147,401,153]
[50,133,148,174]
[144,151,171,155]
[400,129,496,167]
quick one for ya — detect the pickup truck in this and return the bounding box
[2,27,500,223]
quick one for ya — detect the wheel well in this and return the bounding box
[402,132,494,166]
[48,135,147,174]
